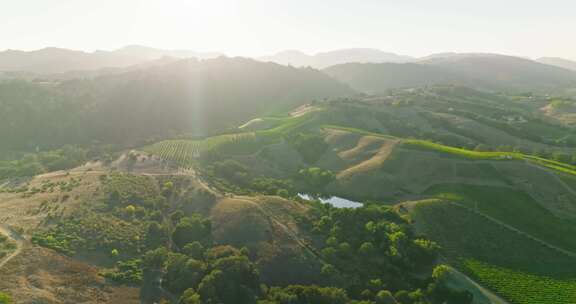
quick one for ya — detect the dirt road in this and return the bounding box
[0,224,25,269]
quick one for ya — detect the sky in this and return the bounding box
[2,0,575,60]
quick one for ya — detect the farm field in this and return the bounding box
[411,199,576,304]
[143,132,258,167]
[425,183,576,252]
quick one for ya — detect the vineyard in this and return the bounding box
[411,199,576,304]
[425,184,576,252]
[464,259,576,304]
[143,132,258,168]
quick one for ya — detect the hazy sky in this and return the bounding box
[2,0,575,60]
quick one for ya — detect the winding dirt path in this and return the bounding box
[0,224,25,269]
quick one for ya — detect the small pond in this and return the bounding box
[298,193,363,209]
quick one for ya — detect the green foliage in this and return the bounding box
[0,292,12,304]
[413,199,576,303]
[179,289,202,304]
[183,242,205,260]
[427,184,576,252]
[0,234,16,259]
[164,254,206,294]
[142,247,169,270]
[464,259,576,304]
[298,167,335,191]
[103,172,163,209]
[289,133,329,164]
[103,259,143,284]
[403,140,521,160]
[310,204,440,296]
[0,145,88,179]
[263,285,350,304]
[32,212,143,256]
[172,215,212,249]
[250,177,295,196]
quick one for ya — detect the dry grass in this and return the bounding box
[337,138,398,179]
[0,173,103,236]
[0,245,139,304]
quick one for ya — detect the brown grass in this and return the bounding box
[0,246,139,304]
[337,139,398,179]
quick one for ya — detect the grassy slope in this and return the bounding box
[426,184,576,252]
[411,200,576,304]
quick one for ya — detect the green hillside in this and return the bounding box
[410,199,576,304]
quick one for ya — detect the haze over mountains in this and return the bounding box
[0,45,222,74]
[325,53,576,93]
[1,46,575,95]
[258,48,414,68]
[537,57,576,72]
[0,57,353,151]
[1,45,575,81]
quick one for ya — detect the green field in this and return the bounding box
[464,259,576,304]
[411,199,576,304]
[404,139,576,175]
[425,184,576,252]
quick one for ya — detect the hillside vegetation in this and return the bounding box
[0,58,353,155]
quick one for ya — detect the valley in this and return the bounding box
[1,49,576,304]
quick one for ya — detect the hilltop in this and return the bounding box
[325,53,576,93]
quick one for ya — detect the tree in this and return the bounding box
[111,249,119,258]
[164,254,206,294]
[375,290,396,304]
[172,215,212,248]
[0,293,12,304]
[432,264,451,282]
[265,285,349,304]
[298,167,335,190]
[145,221,168,249]
[359,242,375,256]
[142,247,169,270]
[183,242,205,260]
[179,288,201,304]
[162,181,174,197]
[198,255,260,304]
[124,205,136,218]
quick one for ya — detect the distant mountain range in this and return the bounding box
[259,48,414,68]
[325,53,576,93]
[0,45,222,74]
[1,46,575,95]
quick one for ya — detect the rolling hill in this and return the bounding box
[325,53,576,93]
[0,57,354,153]
[324,62,466,93]
[136,96,576,303]
[537,57,576,72]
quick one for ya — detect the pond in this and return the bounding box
[298,193,363,209]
